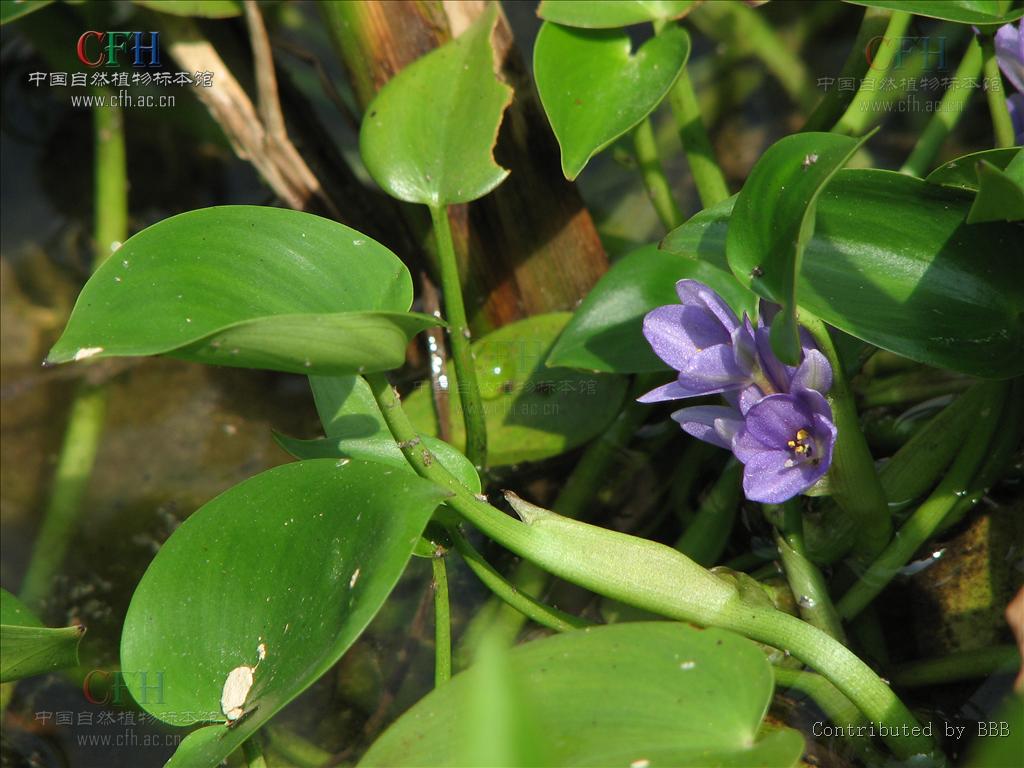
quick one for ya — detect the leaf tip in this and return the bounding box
[503,490,554,524]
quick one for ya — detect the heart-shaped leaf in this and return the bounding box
[537,0,696,28]
[1,589,84,683]
[843,0,1024,24]
[546,244,756,373]
[727,132,870,364]
[119,459,447,767]
[534,22,690,180]
[360,623,804,767]
[663,170,1024,379]
[47,206,427,375]
[358,4,512,206]
[403,313,628,466]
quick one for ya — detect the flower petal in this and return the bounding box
[792,348,833,395]
[672,405,744,450]
[744,393,810,449]
[678,345,748,393]
[799,388,834,425]
[754,327,792,393]
[676,279,739,333]
[731,426,764,463]
[642,305,695,370]
[811,411,838,467]
[636,379,705,404]
[741,450,820,503]
[996,21,1024,94]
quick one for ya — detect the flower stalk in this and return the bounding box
[431,552,452,686]
[980,31,1018,147]
[633,117,684,230]
[429,204,487,469]
[364,372,939,761]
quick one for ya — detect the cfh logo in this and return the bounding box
[76,31,161,68]
[865,36,946,70]
[83,669,164,705]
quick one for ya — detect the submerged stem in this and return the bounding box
[431,554,451,686]
[980,32,1017,148]
[837,382,1006,620]
[19,100,125,610]
[429,204,487,469]
[633,117,684,230]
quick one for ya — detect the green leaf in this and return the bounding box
[358,4,512,206]
[537,0,696,28]
[403,313,628,466]
[120,459,447,767]
[925,148,1023,190]
[0,0,53,24]
[47,206,424,375]
[133,0,241,17]
[726,132,870,364]
[843,0,1024,24]
[546,244,756,373]
[360,623,804,767]
[663,170,1024,379]
[1,589,84,683]
[534,22,691,180]
[967,160,1024,224]
[277,376,481,493]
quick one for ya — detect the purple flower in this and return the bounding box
[732,389,837,503]
[638,280,756,403]
[639,279,838,503]
[995,21,1024,143]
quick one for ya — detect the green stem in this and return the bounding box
[431,554,451,686]
[773,667,884,765]
[674,460,741,566]
[690,1,817,111]
[428,204,487,469]
[834,11,913,136]
[901,38,983,176]
[20,99,125,610]
[363,373,938,761]
[633,118,684,230]
[805,382,986,563]
[803,6,891,132]
[980,32,1017,148]
[775,501,846,644]
[889,646,1019,688]
[837,381,1006,620]
[799,313,891,560]
[457,376,655,660]
[242,737,268,768]
[666,67,729,207]
[264,726,332,768]
[448,527,590,633]
[856,369,972,408]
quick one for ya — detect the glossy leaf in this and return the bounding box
[663,170,1024,378]
[278,376,481,494]
[360,623,804,767]
[0,0,53,24]
[537,0,696,28]
[133,0,241,17]
[359,4,512,206]
[925,147,1023,190]
[547,244,756,373]
[967,160,1024,223]
[1,589,84,683]
[403,313,628,466]
[48,206,424,375]
[120,460,446,767]
[534,22,690,180]
[844,0,1024,24]
[727,132,869,364]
